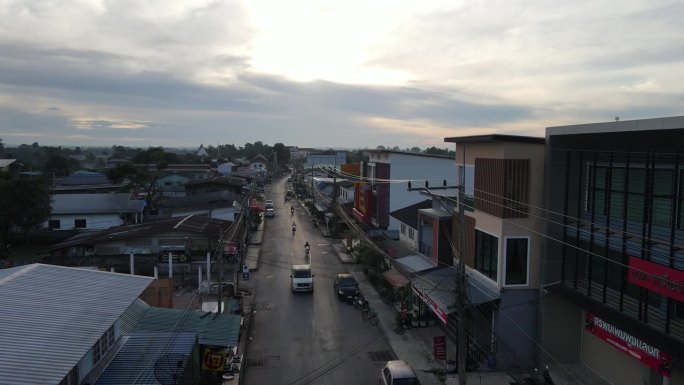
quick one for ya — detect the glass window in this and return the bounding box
[401,223,406,235]
[505,238,528,285]
[475,230,498,282]
[74,219,86,228]
[408,228,415,240]
[48,220,60,229]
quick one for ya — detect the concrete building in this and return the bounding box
[444,134,546,371]
[353,150,456,232]
[542,116,684,385]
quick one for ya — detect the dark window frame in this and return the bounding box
[474,229,498,282]
[504,237,529,286]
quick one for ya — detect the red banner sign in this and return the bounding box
[413,286,448,325]
[585,313,671,378]
[434,336,446,360]
[628,257,684,302]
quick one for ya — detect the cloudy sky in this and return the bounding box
[0,0,682,149]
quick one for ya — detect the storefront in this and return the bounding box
[583,312,672,385]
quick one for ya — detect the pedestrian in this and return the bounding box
[242,264,250,280]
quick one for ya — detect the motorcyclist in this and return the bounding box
[304,241,310,253]
[291,206,295,215]
[292,222,297,232]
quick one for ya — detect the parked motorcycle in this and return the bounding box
[353,294,369,310]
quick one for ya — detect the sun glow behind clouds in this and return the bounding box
[245,0,416,84]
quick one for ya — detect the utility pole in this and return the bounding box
[218,232,224,314]
[311,163,315,205]
[457,145,467,385]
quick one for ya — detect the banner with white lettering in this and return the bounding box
[585,312,671,378]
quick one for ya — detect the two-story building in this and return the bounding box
[542,116,684,384]
[443,134,546,371]
[353,150,456,232]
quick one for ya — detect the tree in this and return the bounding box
[424,146,455,157]
[0,174,51,254]
[272,143,291,165]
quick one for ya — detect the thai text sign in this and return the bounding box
[585,312,671,378]
[628,256,684,302]
[434,336,446,360]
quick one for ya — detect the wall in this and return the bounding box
[582,328,648,385]
[45,213,123,231]
[494,289,539,369]
[386,153,456,231]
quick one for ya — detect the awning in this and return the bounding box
[412,268,500,325]
[394,254,436,274]
[382,268,410,288]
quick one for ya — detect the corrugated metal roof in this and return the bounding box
[0,159,16,168]
[134,307,241,347]
[51,193,146,214]
[394,254,436,274]
[120,298,152,334]
[93,332,197,385]
[0,264,153,385]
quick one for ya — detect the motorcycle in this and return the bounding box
[292,224,296,234]
[305,244,310,256]
[353,294,369,310]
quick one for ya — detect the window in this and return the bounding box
[74,219,86,228]
[93,325,115,364]
[475,230,498,281]
[408,228,415,240]
[401,223,406,235]
[505,238,529,285]
[48,220,60,229]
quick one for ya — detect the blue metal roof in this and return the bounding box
[0,264,153,385]
[93,332,197,385]
[134,306,242,347]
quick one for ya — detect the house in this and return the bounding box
[541,116,684,384]
[389,199,432,251]
[155,173,190,198]
[49,215,231,272]
[336,180,355,204]
[52,170,126,194]
[158,191,242,221]
[443,134,546,370]
[217,160,238,175]
[46,193,147,231]
[0,264,154,385]
[353,150,456,231]
[184,176,247,197]
[0,158,18,172]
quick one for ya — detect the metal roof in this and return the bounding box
[393,254,436,274]
[93,332,197,385]
[134,306,242,347]
[0,159,17,168]
[389,199,432,229]
[51,193,146,214]
[0,264,153,385]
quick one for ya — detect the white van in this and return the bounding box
[290,264,314,293]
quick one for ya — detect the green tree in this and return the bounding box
[0,174,51,254]
[272,142,291,165]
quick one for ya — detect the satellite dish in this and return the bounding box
[154,353,189,385]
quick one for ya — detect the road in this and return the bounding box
[242,175,394,385]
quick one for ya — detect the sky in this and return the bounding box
[0,0,683,149]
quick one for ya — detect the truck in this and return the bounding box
[290,264,314,293]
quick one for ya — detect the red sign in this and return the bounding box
[434,336,446,360]
[628,257,684,302]
[585,313,671,378]
[223,242,239,255]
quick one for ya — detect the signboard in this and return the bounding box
[341,163,361,176]
[201,348,226,371]
[434,336,447,360]
[585,312,671,378]
[628,256,684,302]
[223,242,239,255]
[158,252,189,263]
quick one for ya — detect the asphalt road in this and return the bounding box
[242,175,394,385]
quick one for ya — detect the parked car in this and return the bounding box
[265,208,275,217]
[380,360,420,385]
[333,273,359,301]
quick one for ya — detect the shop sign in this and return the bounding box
[201,348,226,371]
[628,257,684,302]
[223,242,239,255]
[434,336,446,360]
[341,163,361,176]
[413,286,448,325]
[585,312,671,378]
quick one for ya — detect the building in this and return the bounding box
[542,116,684,384]
[305,151,347,168]
[0,264,154,385]
[46,193,147,231]
[353,150,456,232]
[389,199,432,251]
[444,134,546,371]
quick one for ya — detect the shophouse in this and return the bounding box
[542,116,684,385]
[444,134,546,371]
